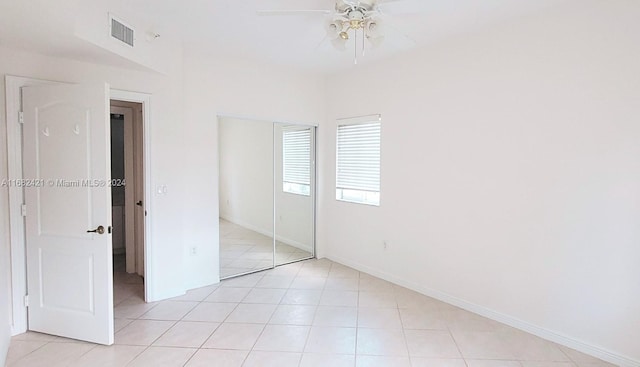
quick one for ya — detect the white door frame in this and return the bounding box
[4,75,153,335]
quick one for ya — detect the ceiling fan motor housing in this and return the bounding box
[336,0,377,12]
[336,0,376,13]
[348,10,365,29]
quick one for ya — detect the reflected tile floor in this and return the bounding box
[6,258,618,367]
[220,219,312,279]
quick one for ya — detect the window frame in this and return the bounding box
[282,126,312,196]
[335,114,381,206]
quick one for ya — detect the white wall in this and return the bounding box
[218,117,274,235]
[321,1,640,365]
[180,48,325,289]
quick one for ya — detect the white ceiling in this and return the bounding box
[0,0,574,74]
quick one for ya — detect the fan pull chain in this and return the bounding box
[362,28,366,56]
[354,27,358,64]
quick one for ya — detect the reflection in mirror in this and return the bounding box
[275,123,315,265]
[218,117,274,278]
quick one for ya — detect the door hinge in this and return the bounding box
[18,111,24,124]
[21,204,27,217]
[23,295,29,307]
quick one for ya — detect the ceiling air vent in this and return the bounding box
[110,15,134,47]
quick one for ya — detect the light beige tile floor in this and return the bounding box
[219,219,313,279]
[5,256,618,367]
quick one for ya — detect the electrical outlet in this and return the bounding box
[156,184,168,195]
[190,247,197,255]
[383,240,388,250]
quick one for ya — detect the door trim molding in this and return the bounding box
[4,75,153,335]
[109,89,152,305]
[5,75,61,335]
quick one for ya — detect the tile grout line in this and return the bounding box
[14,258,600,367]
[239,260,308,365]
[119,273,204,366]
[297,261,332,362]
[395,284,413,365]
[5,339,51,366]
[125,281,220,367]
[180,284,225,367]
[447,326,469,367]
[122,345,147,367]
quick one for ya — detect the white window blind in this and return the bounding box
[283,127,311,196]
[336,115,381,206]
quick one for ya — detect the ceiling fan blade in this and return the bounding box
[256,10,331,16]
[331,37,348,51]
[378,16,417,46]
[376,0,428,15]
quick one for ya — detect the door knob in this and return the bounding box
[87,225,105,234]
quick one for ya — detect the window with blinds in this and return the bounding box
[283,127,311,196]
[336,115,381,206]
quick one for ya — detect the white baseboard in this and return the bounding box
[327,255,638,367]
[221,216,313,253]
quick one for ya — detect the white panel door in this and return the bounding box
[22,83,114,345]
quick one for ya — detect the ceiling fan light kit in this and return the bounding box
[258,0,402,65]
[326,0,386,64]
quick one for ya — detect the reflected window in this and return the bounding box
[283,126,311,196]
[336,115,381,206]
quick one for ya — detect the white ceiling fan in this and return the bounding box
[257,0,420,64]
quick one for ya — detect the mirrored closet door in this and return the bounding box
[218,117,316,279]
[275,123,315,265]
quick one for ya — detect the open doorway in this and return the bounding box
[110,101,145,301]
